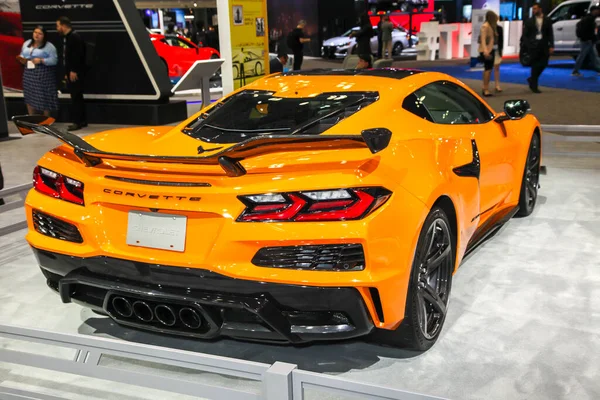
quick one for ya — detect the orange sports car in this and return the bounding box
[14,68,543,350]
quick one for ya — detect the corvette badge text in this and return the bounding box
[35,4,94,9]
[130,224,180,237]
[103,189,201,202]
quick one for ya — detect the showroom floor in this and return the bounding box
[1,62,599,399]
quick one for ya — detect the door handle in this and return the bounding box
[557,27,563,31]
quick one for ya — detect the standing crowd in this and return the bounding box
[482,3,600,95]
[16,16,87,131]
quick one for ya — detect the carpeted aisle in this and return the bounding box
[426,59,600,93]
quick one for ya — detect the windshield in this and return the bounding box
[341,28,358,37]
[184,90,376,143]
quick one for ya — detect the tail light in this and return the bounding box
[33,166,85,205]
[238,187,391,222]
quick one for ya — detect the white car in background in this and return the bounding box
[548,0,600,55]
[321,26,418,58]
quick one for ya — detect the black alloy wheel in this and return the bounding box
[414,216,453,340]
[371,207,455,350]
[393,42,403,56]
[516,133,541,217]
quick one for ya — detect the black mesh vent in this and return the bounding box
[252,244,365,271]
[32,210,83,244]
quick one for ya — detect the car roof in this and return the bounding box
[281,68,423,80]
[246,68,434,98]
[551,0,594,6]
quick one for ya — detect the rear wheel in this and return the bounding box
[516,133,541,217]
[372,207,454,350]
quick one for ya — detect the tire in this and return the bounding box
[516,133,541,217]
[392,42,404,56]
[371,206,455,351]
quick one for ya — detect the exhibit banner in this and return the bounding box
[228,0,269,90]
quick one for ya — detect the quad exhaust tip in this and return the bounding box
[155,305,177,327]
[112,297,133,318]
[132,301,154,322]
[110,296,204,330]
[179,307,202,329]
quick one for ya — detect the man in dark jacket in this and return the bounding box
[376,18,383,58]
[521,3,554,93]
[350,15,373,56]
[288,20,311,70]
[56,16,87,130]
[572,5,600,76]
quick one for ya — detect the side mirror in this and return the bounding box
[495,99,530,123]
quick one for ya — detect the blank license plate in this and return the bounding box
[126,211,187,252]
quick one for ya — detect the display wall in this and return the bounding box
[5,0,172,101]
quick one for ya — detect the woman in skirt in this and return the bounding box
[17,26,59,116]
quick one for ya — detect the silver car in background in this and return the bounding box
[548,0,600,56]
[321,26,418,58]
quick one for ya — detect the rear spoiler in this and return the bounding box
[12,116,392,177]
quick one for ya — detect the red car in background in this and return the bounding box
[0,11,24,91]
[149,34,220,81]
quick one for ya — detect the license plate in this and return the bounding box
[126,211,187,252]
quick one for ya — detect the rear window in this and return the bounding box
[184,90,378,143]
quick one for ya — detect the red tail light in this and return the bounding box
[238,188,391,222]
[33,166,85,205]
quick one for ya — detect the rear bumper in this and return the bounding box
[34,247,374,344]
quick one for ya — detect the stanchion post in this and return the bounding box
[262,361,296,400]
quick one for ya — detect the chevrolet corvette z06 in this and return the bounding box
[14,68,543,350]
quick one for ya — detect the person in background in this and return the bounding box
[350,14,373,57]
[376,18,383,59]
[494,22,504,92]
[356,54,372,69]
[572,5,600,76]
[381,15,394,59]
[479,11,499,97]
[165,22,176,36]
[269,53,289,74]
[521,3,554,93]
[56,16,87,131]
[16,25,58,116]
[288,20,310,70]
